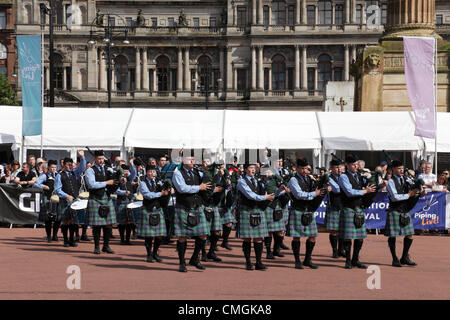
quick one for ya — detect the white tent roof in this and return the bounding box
[0,106,22,144]
[317,112,425,151]
[124,109,224,149]
[223,110,321,149]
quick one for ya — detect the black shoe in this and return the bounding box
[120,240,127,245]
[213,245,219,252]
[221,242,232,250]
[75,235,80,243]
[351,260,368,269]
[246,262,254,270]
[125,240,132,245]
[131,234,137,240]
[102,246,115,254]
[63,241,70,247]
[400,256,417,266]
[179,263,187,272]
[153,254,163,263]
[146,255,154,263]
[338,250,346,257]
[266,251,275,259]
[280,242,289,250]
[47,236,52,243]
[70,241,78,247]
[93,247,100,254]
[255,262,267,270]
[392,259,402,267]
[295,262,304,269]
[80,234,90,241]
[52,235,58,242]
[345,260,352,269]
[207,252,222,262]
[273,250,285,258]
[303,260,319,269]
[189,260,206,270]
[201,254,207,262]
[332,249,339,259]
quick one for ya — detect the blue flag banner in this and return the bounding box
[17,35,42,136]
[314,192,447,230]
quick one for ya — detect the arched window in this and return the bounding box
[24,4,32,24]
[114,55,129,92]
[198,55,212,94]
[54,53,64,89]
[156,55,170,93]
[271,1,286,25]
[80,6,87,24]
[0,43,7,60]
[318,54,332,91]
[272,54,286,91]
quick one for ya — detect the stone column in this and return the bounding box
[332,4,336,25]
[177,47,183,91]
[99,48,106,90]
[251,46,256,90]
[268,68,272,91]
[301,45,307,90]
[63,67,67,90]
[184,47,190,91]
[315,5,319,24]
[233,68,237,91]
[352,0,357,24]
[152,68,157,92]
[257,46,263,90]
[142,48,149,91]
[345,0,350,24]
[302,0,307,24]
[226,46,233,91]
[314,68,318,92]
[252,0,257,25]
[352,45,357,62]
[135,48,141,90]
[294,45,300,90]
[362,4,367,25]
[258,0,263,24]
[46,66,50,89]
[344,45,350,81]
[87,44,98,90]
[219,47,224,86]
[296,0,301,24]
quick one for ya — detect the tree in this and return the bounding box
[0,73,18,106]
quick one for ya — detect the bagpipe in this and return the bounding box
[200,162,229,207]
[309,173,330,213]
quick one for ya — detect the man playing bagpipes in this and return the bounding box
[115,164,137,245]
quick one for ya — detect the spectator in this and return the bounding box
[0,165,13,183]
[380,161,388,179]
[27,155,39,177]
[13,162,37,188]
[417,162,437,191]
[11,160,21,179]
[357,160,366,169]
[36,158,45,175]
[434,174,448,192]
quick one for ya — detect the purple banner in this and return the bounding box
[403,37,436,139]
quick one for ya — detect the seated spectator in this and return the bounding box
[10,160,21,179]
[417,162,437,191]
[0,165,13,183]
[434,174,448,192]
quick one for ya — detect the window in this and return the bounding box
[108,16,115,27]
[114,55,129,92]
[55,1,63,24]
[307,67,315,92]
[210,17,216,27]
[237,6,247,27]
[126,17,133,27]
[307,6,315,25]
[168,17,175,27]
[151,17,157,27]
[334,67,343,81]
[198,55,212,93]
[263,6,269,26]
[193,17,199,27]
[65,4,70,24]
[0,66,6,75]
[436,15,443,25]
[0,43,6,59]
[272,1,286,25]
[0,12,5,29]
[335,5,344,25]
[356,5,362,24]
[381,4,387,24]
[237,69,247,91]
[288,5,295,25]
[156,56,170,92]
[40,5,46,24]
[318,1,332,24]
[318,54,332,91]
[272,54,286,91]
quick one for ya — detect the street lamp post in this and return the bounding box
[88,13,130,108]
[40,0,55,108]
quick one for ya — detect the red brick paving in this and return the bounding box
[0,228,449,300]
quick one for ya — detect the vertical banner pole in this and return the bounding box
[40,33,44,158]
[434,38,438,176]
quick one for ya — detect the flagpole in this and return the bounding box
[434,37,438,177]
[40,33,44,158]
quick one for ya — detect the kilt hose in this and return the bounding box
[236,205,269,239]
[324,207,341,231]
[265,204,287,233]
[174,205,210,237]
[287,209,318,238]
[86,195,117,226]
[218,206,236,225]
[136,207,167,238]
[384,210,414,237]
[338,207,367,240]
[204,206,223,232]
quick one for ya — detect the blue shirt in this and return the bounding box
[329,174,341,194]
[33,171,57,189]
[338,171,365,198]
[237,174,267,202]
[54,157,87,198]
[114,169,137,196]
[287,174,316,200]
[387,175,410,202]
[172,167,204,194]
[139,177,162,199]
[85,163,109,190]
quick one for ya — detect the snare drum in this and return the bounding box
[67,199,88,224]
[71,199,88,211]
[127,201,143,224]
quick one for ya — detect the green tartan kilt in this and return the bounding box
[174,205,210,237]
[287,209,318,238]
[218,207,236,225]
[58,199,85,224]
[136,207,167,237]
[339,207,367,239]
[282,206,289,224]
[39,197,62,222]
[204,206,222,232]
[324,208,341,231]
[384,210,414,237]
[236,205,269,239]
[265,204,287,232]
[116,199,137,224]
[86,195,117,226]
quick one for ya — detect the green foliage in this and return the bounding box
[0,73,18,106]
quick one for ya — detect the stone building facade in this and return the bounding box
[0,0,15,86]
[14,0,449,109]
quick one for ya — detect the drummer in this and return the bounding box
[54,150,86,248]
[115,164,137,245]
